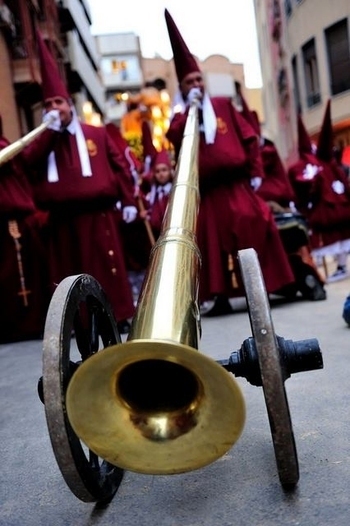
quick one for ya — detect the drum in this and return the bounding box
[274,212,309,253]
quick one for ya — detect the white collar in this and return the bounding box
[47,110,92,182]
[157,182,172,195]
[171,90,217,144]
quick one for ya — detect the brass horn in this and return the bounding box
[0,117,54,166]
[66,100,245,475]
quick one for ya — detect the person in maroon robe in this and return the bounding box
[106,122,153,304]
[0,118,50,342]
[21,31,137,333]
[288,102,350,283]
[237,94,296,210]
[140,147,174,240]
[164,9,295,316]
[238,97,325,300]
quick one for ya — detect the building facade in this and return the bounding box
[0,0,103,141]
[94,31,263,127]
[1,3,263,148]
[286,0,350,148]
[95,32,144,123]
[253,0,350,164]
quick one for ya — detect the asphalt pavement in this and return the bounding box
[1,268,350,526]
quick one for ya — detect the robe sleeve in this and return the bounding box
[166,111,188,160]
[231,106,265,180]
[21,129,60,181]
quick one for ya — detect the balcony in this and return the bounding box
[58,0,99,68]
[67,30,105,112]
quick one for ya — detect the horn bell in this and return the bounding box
[66,339,245,475]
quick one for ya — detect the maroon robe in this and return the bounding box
[120,192,153,272]
[288,154,350,249]
[288,153,321,216]
[106,123,152,273]
[257,139,296,207]
[140,174,172,240]
[256,140,324,291]
[167,97,295,301]
[149,192,170,240]
[0,145,50,342]
[22,123,137,321]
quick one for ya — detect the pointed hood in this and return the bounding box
[250,111,261,136]
[106,122,142,174]
[316,100,333,162]
[239,94,260,135]
[297,114,313,156]
[0,115,10,150]
[141,121,158,162]
[36,29,70,101]
[164,8,200,83]
[106,122,130,150]
[153,149,172,168]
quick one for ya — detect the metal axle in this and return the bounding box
[219,336,323,386]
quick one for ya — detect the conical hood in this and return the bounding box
[297,114,313,156]
[316,100,333,162]
[36,29,70,101]
[239,94,260,135]
[106,122,131,150]
[106,122,142,172]
[164,9,200,83]
[153,149,172,168]
[0,115,10,149]
[141,121,158,162]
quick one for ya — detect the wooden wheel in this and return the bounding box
[42,274,124,502]
[238,248,299,487]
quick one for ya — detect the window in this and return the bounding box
[325,19,350,95]
[302,38,321,107]
[291,55,302,113]
[100,55,142,84]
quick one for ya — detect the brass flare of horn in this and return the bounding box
[0,117,55,166]
[66,100,246,475]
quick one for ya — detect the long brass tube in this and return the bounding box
[0,118,53,166]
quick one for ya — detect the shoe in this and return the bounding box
[302,275,327,301]
[342,295,350,326]
[200,301,210,314]
[202,295,234,317]
[327,266,349,283]
[117,319,131,335]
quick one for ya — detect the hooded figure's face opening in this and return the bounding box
[43,96,73,127]
[180,72,205,99]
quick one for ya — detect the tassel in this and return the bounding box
[228,254,239,289]
[8,220,31,306]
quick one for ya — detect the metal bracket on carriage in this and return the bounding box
[218,336,323,387]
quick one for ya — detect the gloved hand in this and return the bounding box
[250,176,262,191]
[122,205,137,223]
[187,87,203,105]
[43,109,62,132]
